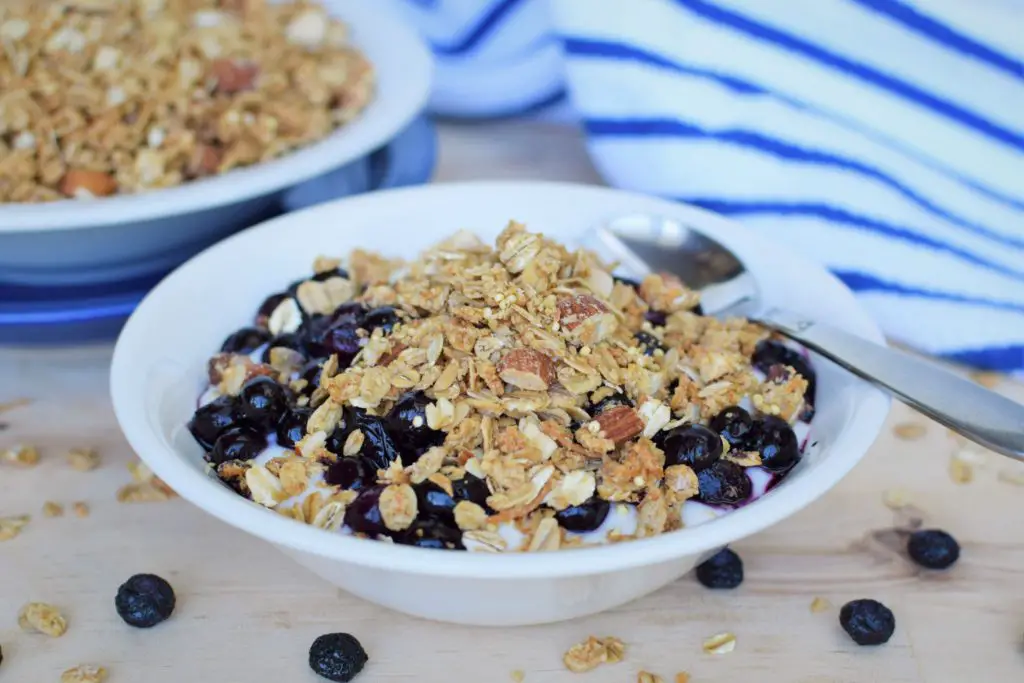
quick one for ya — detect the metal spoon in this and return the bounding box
[585,213,1024,463]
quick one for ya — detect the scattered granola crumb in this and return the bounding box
[0,398,31,414]
[0,515,30,541]
[970,371,1001,388]
[42,501,64,518]
[638,671,665,683]
[948,455,974,484]
[810,596,832,613]
[67,448,101,471]
[72,502,90,518]
[61,664,108,683]
[1,444,39,467]
[702,632,736,655]
[510,670,525,683]
[118,461,176,502]
[892,422,926,440]
[675,673,691,683]
[17,602,67,637]
[882,488,912,509]
[997,467,1024,486]
[563,636,626,673]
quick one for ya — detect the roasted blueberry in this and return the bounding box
[385,391,446,458]
[325,457,375,491]
[588,390,632,416]
[658,424,723,472]
[753,340,816,407]
[255,292,288,328]
[306,319,363,366]
[709,406,754,448]
[554,497,610,532]
[220,326,272,354]
[349,412,401,471]
[188,395,240,450]
[208,426,266,465]
[311,266,350,282]
[238,376,288,428]
[261,332,306,363]
[344,485,388,536]
[906,529,960,570]
[115,573,176,628]
[299,359,326,395]
[362,306,401,335]
[308,632,368,682]
[644,309,667,327]
[396,518,465,550]
[634,331,663,356]
[276,407,313,448]
[839,599,896,646]
[747,416,800,472]
[696,460,752,505]
[695,548,743,589]
[415,481,456,521]
[451,474,492,510]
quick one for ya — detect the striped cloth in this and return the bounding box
[381,0,1024,372]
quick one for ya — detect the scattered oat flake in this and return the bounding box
[562,636,625,673]
[1,444,40,467]
[882,488,912,509]
[0,397,31,414]
[702,632,736,655]
[997,468,1024,486]
[18,602,68,637]
[116,481,175,503]
[970,371,1001,388]
[0,515,30,541]
[61,664,108,683]
[675,674,691,683]
[892,422,926,440]
[42,501,64,517]
[72,501,90,518]
[68,447,100,471]
[638,671,665,683]
[510,670,525,683]
[810,597,832,613]
[948,456,974,484]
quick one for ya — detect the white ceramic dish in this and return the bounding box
[0,0,431,286]
[110,182,890,626]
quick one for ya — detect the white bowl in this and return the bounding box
[110,181,890,626]
[0,0,431,285]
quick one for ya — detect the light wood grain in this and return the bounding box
[2,123,1023,683]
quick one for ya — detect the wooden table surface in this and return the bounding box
[2,122,1023,683]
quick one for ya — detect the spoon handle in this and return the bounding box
[760,308,1024,462]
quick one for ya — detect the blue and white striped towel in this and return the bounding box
[381,0,1024,372]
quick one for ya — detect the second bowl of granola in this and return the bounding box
[0,0,431,285]
[111,181,890,626]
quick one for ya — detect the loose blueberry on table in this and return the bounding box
[839,599,896,646]
[308,632,369,682]
[906,529,960,570]
[695,548,744,589]
[115,573,176,628]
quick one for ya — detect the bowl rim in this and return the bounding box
[0,0,432,233]
[110,181,891,579]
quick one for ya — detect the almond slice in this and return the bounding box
[556,294,618,345]
[59,169,117,198]
[497,348,555,391]
[594,405,644,444]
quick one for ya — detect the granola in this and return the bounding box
[189,223,816,551]
[0,0,374,203]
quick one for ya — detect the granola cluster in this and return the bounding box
[193,223,814,551]
[0,0,374,203]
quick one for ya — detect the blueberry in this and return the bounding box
[753,340,816,407]
[747,416,800,472]
[657,424,723,472]
[709,406,754,448]
[695,548,743,589]
[634,331,663,356]
[276,407,312,449]
[348,412,401,471]
[644,309,667,327]
[208,426,266,465]
[588,391,632,417]
[415,481,456,521]
[692,302,704,316]
[299,359,326,395]
[396,518,465,550]
[451,474,492,510]
[696,460,752,505]
[906,529,960,570]
[115,574,176,628]
[385,391,446,459]
[311,267,350,282]
[839,599,895,646]
[188,395,240,450]
[238,376,288,428]
[554,497,610,532]
[344,485,389,536]
[308,632,368,682]
[362,306,401,335]
[220,326,272,354]
[306,319,363,366]
[325,457,376,491]
[613,275,640,288]
[255,292,288,328]
[261,333,307,363]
